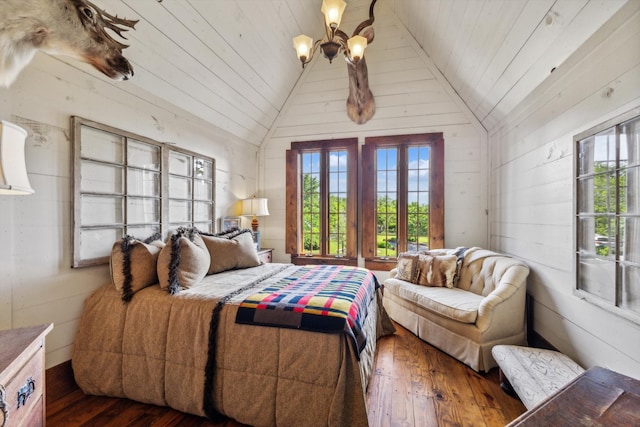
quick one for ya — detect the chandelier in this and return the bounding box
[293,0,377,68]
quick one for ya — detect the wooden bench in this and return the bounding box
[491,345,585,410]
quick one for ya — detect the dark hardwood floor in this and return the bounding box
[47,323,526,426]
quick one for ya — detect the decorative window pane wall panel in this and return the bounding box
[73,117,215,267]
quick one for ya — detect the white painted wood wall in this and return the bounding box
[489,1,640,377]
[0,54,258,368]
[259,1,489,267]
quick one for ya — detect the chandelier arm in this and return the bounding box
[352,0,378,36]
[334,29,349,46]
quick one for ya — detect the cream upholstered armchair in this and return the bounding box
[382,248,530,372]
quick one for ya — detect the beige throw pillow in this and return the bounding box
[395,252,420,283]
[110,234,164,302]
[201,231,261,274]
[416,253,457,288]
[157,230,210,294]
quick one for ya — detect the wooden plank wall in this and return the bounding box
[259,0,489,264]
[0,53,258,368]
[488,1,640,378]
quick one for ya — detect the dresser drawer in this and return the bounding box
[258,249,272,264]
[0,347,44,427]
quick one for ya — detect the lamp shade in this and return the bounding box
[321,0,347,29]
[293,34,313,62]
[347,35,368,61]
[241,197,269,217]
[0,121,34,195]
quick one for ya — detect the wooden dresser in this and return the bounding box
[0,324,53,427]
[508,366,640,426]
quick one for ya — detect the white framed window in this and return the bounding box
[575,108,640,322]
[72,117,215,267]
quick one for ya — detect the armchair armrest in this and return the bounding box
[475,264,529,337]
[388,268,398,279]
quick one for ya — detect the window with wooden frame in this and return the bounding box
[362,133,445,270]
[575,108,640,323]
[285,139,357,265]
[72,117,215,267]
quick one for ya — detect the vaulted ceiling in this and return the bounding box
[84,0,627,145]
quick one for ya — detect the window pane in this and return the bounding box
[80,126,124,163]
[328,231,346,256]
[577,174,616,214]
[194,201,213,222]
[620,116,640,167]
[128,140,160,170]
[126,225,160,240]
[127,197,160,224]
[81,161,124,194]
[194,222,213,233]
[81,195,123,225]
[195,158,213,179]
[579,129,616,176]
[376,147,399,257]
[377,148,397,171]
[301,151,320,253]
[169,199,192,223]
[623,217,640,263]
[79,228,122,260]
[622,166,639,215]
[621,263,640,315]
[169,151,193,176]
[407,146,430,251]
[127,169,160,197]
[194,179,213,201]
[577,256,615,303]
[169,175,192,199]
[377,212,397,257]
[329,151,346,172]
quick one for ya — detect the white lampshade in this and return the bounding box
[293,34,314,62]
[241,197,270,217]
[0,121,34,195]
[347,35,368,61]
[321,0,347,29]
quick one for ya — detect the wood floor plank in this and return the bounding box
[366,373,393,427]
[47,321,526,426]
[391,375,415,427]
[411,390,439,427]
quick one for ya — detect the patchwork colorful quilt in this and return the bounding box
[235,265,378,356]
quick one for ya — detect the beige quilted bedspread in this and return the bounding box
[72,263,394,427]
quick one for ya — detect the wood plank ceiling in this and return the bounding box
[72,0,628,145]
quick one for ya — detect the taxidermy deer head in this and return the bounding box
[293,0,377,125]
[0,0,138,87]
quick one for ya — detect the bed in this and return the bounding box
[72,262,395,427]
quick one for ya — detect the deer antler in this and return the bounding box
[83,0,138,49]
[352,0,377,38]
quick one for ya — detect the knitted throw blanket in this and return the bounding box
[235,265,378,357]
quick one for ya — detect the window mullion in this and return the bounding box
[321,149,329,256]
[398,145,408,253]
[615,124,621,308]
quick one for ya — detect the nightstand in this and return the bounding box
[0,323,53,427]
[258,248,273,264]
